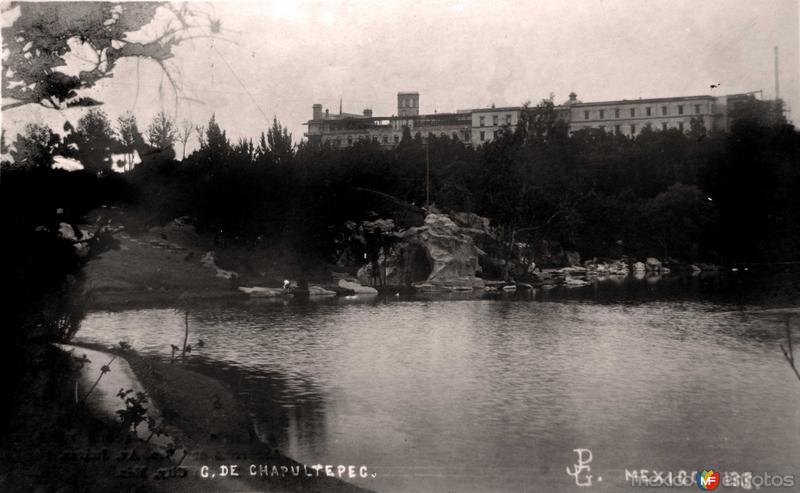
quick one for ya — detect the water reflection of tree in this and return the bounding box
[183,359,330,457]
[780,316,800,382]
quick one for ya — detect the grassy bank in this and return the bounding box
[0,344,183,493]
[1,342,370,492]
[74,343,371,492]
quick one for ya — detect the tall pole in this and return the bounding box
[774,46,780,100]
[425,140,430,208]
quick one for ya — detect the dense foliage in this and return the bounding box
[117,104,799,267]
[2,101,799,349]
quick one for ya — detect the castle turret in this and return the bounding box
[397,92,419,117]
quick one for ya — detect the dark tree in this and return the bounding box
[69,109,117,175]
[9,123,61,170]
[257,117,295,166]
[146,112,177,157]
[117,112,145,171]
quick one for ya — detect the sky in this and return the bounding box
[2,0,799,155]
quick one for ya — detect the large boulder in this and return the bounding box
[358,213,487,290]
[645,257,662,272]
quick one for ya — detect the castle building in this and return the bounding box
[564,92,715,137]
[305,91,771,148]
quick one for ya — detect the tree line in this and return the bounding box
[4,99,799,271]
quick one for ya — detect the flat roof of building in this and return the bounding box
[570,95,715,107]
[471,106,524,113]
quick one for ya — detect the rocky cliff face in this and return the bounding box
[357,213,489,290]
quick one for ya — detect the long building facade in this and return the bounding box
[305,91,770,148]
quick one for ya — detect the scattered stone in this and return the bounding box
[237,286,283,297]
[565,277,591,287]
[338,279,378,295]
[58,222,78,241]
[307,285,336,296]
[645,257,662,272]
[565,250,581,267]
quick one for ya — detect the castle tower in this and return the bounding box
[397,92,419,117]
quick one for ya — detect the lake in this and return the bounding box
[75,273,800,492]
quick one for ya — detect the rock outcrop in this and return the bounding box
[357,213,487,290]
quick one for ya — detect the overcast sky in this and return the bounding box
[3,0,799,154]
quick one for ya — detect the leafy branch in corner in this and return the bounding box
[2,2,230,111]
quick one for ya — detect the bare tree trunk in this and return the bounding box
[181,310,189,360]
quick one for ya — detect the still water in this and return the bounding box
[76,277,800,492]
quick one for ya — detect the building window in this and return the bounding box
[479,116,485,127]
[599,109,605,119]
[646,123,652,130]
[506,114,512,124]
[678,122,684,132]
[614,124,620,134]
[480,131,485,141]
[382,135,388,144]
[630,108,635,117]
[630,124,636,135]
[694,104,701,114]
[678,105,684,115]
[347,136,353,144]
[492,115,498,126]
[662,122,668,131]
[585,110,590,120]
[493,130,499,138]
[661,106,667,116]
[394,135,399,143]
[615,109,620,118]
[646,107,651,116]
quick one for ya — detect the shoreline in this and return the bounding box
[69,341,372,493]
